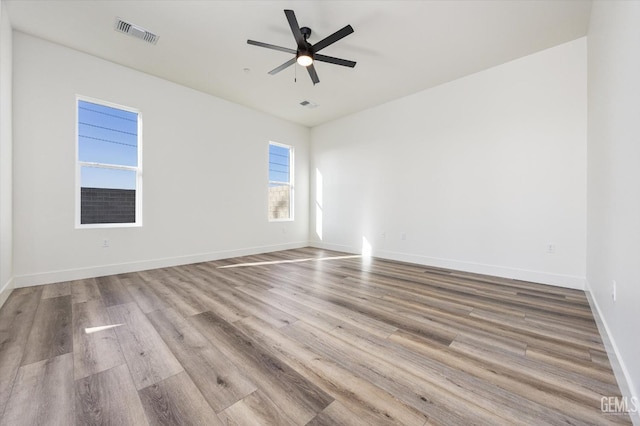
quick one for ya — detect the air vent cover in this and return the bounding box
[114,18,159,45]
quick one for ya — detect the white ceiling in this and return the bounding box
[5,0,592,127]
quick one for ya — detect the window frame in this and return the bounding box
[268,141,294,222]
[75,95,143,228]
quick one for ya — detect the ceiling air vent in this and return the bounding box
[114,18,159,45]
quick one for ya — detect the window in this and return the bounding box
[76,97,142,227]
[268,142,293,221]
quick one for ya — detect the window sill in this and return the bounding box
[76,222,142,229]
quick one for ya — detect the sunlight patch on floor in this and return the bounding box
[84,324,124,334]
[217,254,361,269]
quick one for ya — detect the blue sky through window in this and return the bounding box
[269,144,290,184]
[78,100,138,190]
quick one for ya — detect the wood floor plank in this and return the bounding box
[138,371,222,426]
[590,348,614,369]
[71,278,102,304]
[449,337,622,407]
[0,288,42,416]
[211,264,277,292]
[390,265,592,323]
[187,263,248,292]
[525,346,617,384]
[175,264,292,326]
[476,307,603,345]
[157,267,250,323]
[312,289,459,347]
[215,288,298,328]
[42,281,71,299]
[75,363,148,425]
[72,299,126,380]
[280,319,513,425]
[0,344,22,420]
[107,302,183,390]
[525,310,599,336]
[137,270,207,317]
[96,275,133,307]
[147,307,257,412]
[236,285,345,333]
[21,295,72,365]
[151,268,215,314]
[217,390,297,426]
[453,332,527,357]
[305,400,372,426]
[1,353,74,426]
[389,328,628,425]
[381,290,596,358]
[341,265,545,319]
[331,321,601,425]
[120,273,169,314]
[268,287,398,338]
[189,310,333,425]
[234,315,429,426]
[468,308,604,353]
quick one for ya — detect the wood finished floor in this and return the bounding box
[0,247,631,425]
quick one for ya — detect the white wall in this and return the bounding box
[0,0,13,306]
[310,38,587,289]
[587,1,640,418]
[12,32,309,286]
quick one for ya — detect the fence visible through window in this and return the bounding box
[268,142,293,221]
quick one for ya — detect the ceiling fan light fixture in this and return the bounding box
[297,52,313,67]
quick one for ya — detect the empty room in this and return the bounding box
[0,0,638,424]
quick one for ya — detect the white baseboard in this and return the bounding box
[14,240,585,290]
[0,276,14,308]
[585,282,640,425]
[12,241,308,288]
[310,241,585,290]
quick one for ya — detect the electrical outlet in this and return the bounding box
[612,280,617,302]
[547,243,556,254]
[102,239,109,248]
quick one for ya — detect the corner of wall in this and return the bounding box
[0,0,14,309]
[586,2,640,423]
[585,281,639,425]
[0,277,12,308]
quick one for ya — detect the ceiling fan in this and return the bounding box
[247,9,356,85]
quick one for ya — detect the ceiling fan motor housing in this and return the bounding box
[300,27,312,40]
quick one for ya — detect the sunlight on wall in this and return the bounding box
[362,236,372,258]
[315,168,323,240]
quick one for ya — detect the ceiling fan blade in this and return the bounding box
[307,64,320,85]
[269,57,296,75]
[314,54,356,68]
[247,40,296,55]
[284,9,305,47]
[311,25,354,52]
